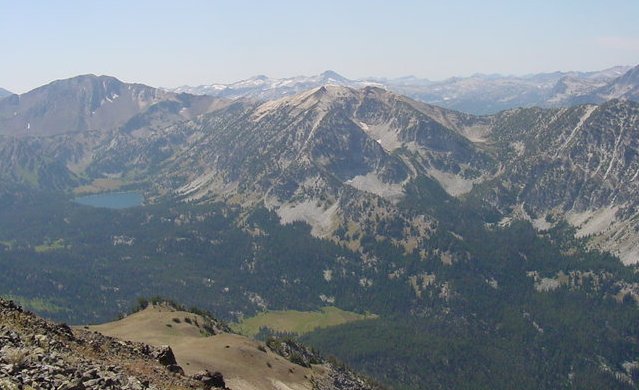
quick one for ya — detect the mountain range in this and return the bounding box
[169,65,639,114]
[171,70,377,101]
[4,75,638,263]
[2,72,639,388]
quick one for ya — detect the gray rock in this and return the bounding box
[153,345,177,366]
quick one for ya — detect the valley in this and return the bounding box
[1,73,639,389]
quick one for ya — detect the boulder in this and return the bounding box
[154,345,177,366]
[166,364,185,375]
[192,370,226,388]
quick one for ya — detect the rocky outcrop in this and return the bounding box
[153,345,184,375]
[192,370,229,390]
[266,337,323,368]
[265,337,384,390]
[0,298,200,390]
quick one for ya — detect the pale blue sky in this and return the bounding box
[1,0,639,93]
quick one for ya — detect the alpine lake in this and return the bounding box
[73,191,144,209]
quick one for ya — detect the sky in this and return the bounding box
[1,0,639,93]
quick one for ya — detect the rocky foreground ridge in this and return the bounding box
[0,298,379,390]
[0,298,205,389]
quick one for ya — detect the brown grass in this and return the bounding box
[85,305,326,390]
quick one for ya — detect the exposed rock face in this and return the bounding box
[0,298,199,389]
[144,86,492,252]
[314,366,384,390]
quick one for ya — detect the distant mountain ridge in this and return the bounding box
[578,64,639,103]
[170,65,638,114]
[171,70,382,101]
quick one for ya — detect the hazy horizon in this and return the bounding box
[2,0,639,93]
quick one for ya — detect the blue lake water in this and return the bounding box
[74,191,144,209]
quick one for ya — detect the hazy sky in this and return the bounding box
[1,0,639,93]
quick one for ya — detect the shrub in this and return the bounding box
[4,347,29,367]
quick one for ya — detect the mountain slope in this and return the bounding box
[480,100,639,263]
[112,85,495,254]
[574,64,639,103]
[0,75,232,190]
[0,136,82,189]
[87,303,380,390]
[0,87,12,99]
[0,74,221,137]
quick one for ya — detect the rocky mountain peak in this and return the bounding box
[252,85,360,120]
[0,75,220,137]
[320,70,349,83]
